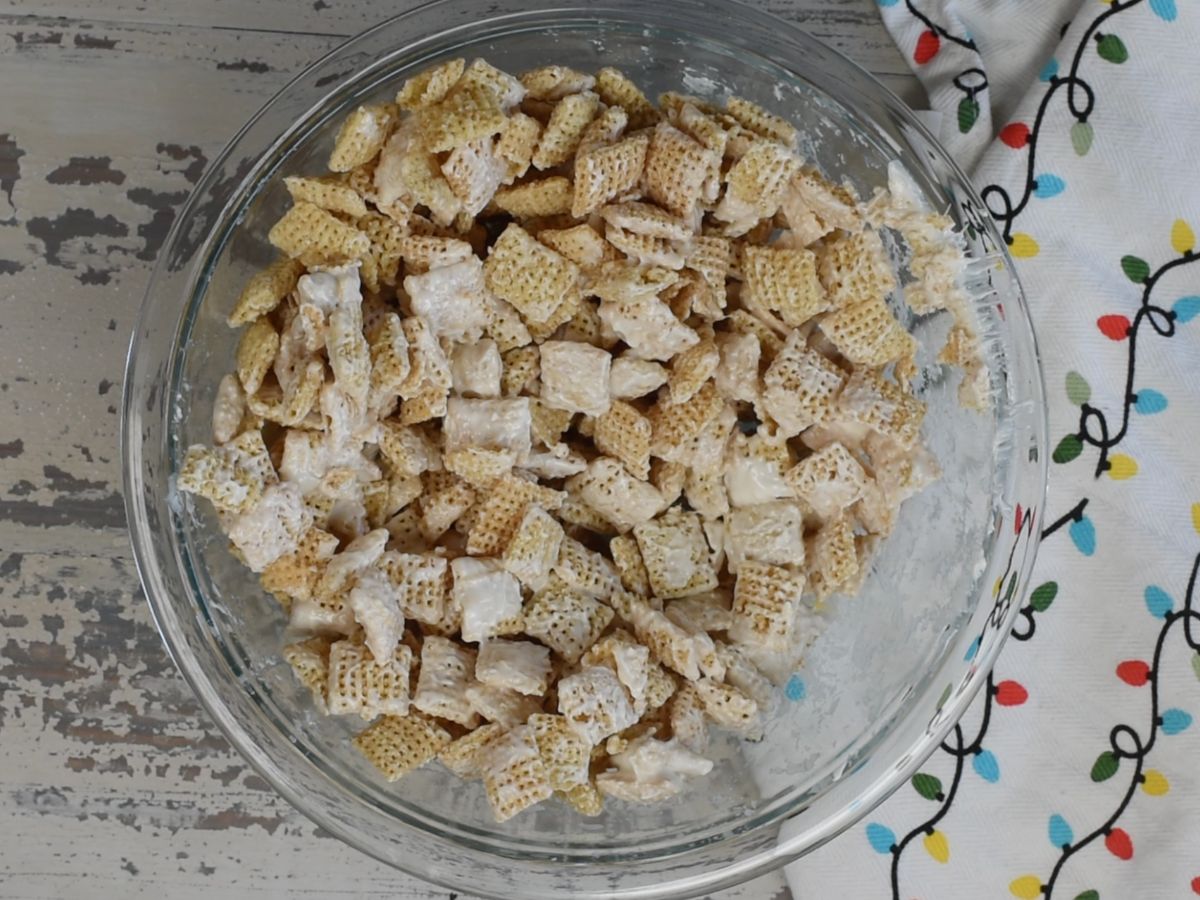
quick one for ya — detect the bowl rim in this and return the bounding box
[122,0,1048,895]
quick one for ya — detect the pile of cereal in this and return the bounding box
[178,58,984,822]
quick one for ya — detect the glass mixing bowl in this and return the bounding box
[121,0,1046,896]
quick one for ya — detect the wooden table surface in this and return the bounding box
[0,2,919,896]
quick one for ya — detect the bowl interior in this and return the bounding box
[132,3,1044,896]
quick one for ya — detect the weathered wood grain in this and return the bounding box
[0,3,919,896]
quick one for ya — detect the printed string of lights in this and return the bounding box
[864,2,1196,894]
[1035,233,1198,563]
[880,663,1038,896]
[979,0,1150,246]
[904,0,977,52]
[1009,550,1200,900]
[1019,229,1199,558]
[868,512,1041,898]
[1051,243,1200,480]
[869,529,1200,899]
[866,241,1199,891]
[1009,502,1090,641]
[971,0,1194,554]
[877,0,976,62]
[1041,500,1089,541]
[881,723,965,894]
[952,68,989,135]
[880,0,989,133]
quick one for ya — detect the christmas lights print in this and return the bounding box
[980,0,1168,243]
[866,669,1030,894]
[952,68,988,135]
[869,527,1200,900]
[1007,547,1200,899]
[1050,232,1200,480]
[905,0,977,55]
[866,510,1040,898]
[862,2,1196,897]
[879,0,988,133]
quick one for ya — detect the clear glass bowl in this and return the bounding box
[121,1,1046,896]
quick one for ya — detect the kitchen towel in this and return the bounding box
[786,2,1200,898]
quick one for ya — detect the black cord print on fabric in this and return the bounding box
[1034,552,1200,899]
[1006,500,1090,642]
[905,0,978,50]
[883,510,1037,899]
[952,67,990,135]
[888,723,967,897]
[1041,500,1089,540]
[1051,252,1200,478]
[899,1,988,133]
[885,544,1200,900]
[880,2,1195,897]
[980,0,1146,242]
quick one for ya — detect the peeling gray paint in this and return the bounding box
[0,133,23,220]
[10,30,64,46]
[73,32,118,50]
[25,208,128,267]
[79,265,114,285]
[0,552,23,578]
[43,464,109,493]
[155,143,208,185]
[127,187,188,262]
[47,156,127,186]
[0,493,126,529]
[216,59,271,74]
